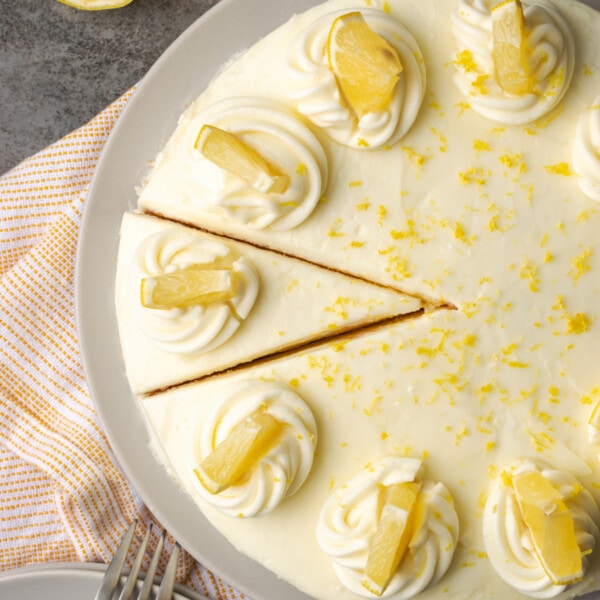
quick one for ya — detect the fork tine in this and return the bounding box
[118,524,151,600]
[94,521,137,600]
[155,541,181,600]
[136,528,164,600]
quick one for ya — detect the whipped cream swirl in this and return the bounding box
[316,457,458,598]
[130,227,258,355]
[190,380,317,518]
[573,96,600,202]
[484,460,600,598]
[171,97,327,230]
[451,0,574,124]
[287,8,425,149]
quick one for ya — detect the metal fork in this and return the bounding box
[95,521,181,600]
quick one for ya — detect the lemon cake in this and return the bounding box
[116,0,600,597]
[140,313,600,599]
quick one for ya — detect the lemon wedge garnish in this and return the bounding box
[57,0,133,10]
[362,481,421,596]
[195,124,290,194]
[140,267,234,310]
[194,407,283,494]
[491,0,534,95]
[327,12,403,119]
[512,470,583,585]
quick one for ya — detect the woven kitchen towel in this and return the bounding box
[0,89,245,600]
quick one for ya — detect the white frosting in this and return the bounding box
[189,380,317,518]
[451,0,575,124]
[151,97,327,230]
[484,460,600,598]
[287,8,425,149]
[316,456,458,598]
[573,96,600,202]
[130,228,258,355]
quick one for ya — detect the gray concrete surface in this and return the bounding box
[0,0,220,175]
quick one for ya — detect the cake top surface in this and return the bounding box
[104,0,600,598]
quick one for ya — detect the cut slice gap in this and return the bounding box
[141,268,235,310]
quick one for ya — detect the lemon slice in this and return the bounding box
[194,407,283,494]
[140,267,234,310]
[362,481,421,596]
[491,0,534,95]
[327,12,403,119]
[57,0,133,10]
[512,470,583,585]
[195,124,290,194]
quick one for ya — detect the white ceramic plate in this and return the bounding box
[0,562,206,600]
[75,1,600,600]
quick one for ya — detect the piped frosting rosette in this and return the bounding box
[316,456,458,598]
[573,95,600,202]
[130,227,258,355]
[451,0,574,124]
[164,97,327,230]
[483,459,600,598]
[287,8,425,149]
[190,380,317,518]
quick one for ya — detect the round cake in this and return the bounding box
[115,0,600,598]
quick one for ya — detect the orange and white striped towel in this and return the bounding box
[0,89,245,600]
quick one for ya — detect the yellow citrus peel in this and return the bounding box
[327,11,402,118]
[195,124,290,194]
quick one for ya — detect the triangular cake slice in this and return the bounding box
[116,212,423,394]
